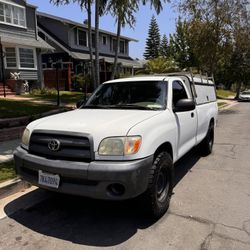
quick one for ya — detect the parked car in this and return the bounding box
[238,90,250,101]
[14,74,218,218]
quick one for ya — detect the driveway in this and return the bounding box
[0,102,250,250]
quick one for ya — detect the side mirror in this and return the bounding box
[173,99,196,112]
[76,99,86,108]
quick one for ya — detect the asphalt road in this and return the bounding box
[0,102,250,250]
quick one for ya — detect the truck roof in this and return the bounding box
[103,76,176,84]
[103,74,214,85]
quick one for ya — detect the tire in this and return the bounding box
[140,152,174,219]
[199,122,214,156]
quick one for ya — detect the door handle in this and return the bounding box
[191,112,194,118]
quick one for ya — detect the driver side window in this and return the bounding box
[172,81,188,106]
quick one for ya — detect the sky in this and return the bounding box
[28,0,178,59]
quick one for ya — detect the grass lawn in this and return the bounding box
[28,91,86,105]
[0,161,16,183]
[0,99,58,118]
[216,89,236,99]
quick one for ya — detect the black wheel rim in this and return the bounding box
[156,168,169,203]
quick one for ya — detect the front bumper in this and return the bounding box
[14,146,153,200]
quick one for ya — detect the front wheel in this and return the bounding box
[139,152,174,218]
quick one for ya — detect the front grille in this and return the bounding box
[29,132,92,162]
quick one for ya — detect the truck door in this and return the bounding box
[172,80,197,158]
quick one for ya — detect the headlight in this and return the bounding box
[98,136,142,156]
[21,128,30,147]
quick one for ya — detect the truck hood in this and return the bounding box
[28,109,162,149]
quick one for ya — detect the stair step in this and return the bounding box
[0,91,16,95]
[0,86,13,90]
[0,89,12,92]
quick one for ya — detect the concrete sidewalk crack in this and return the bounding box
[169,211,214,226]
[214,232,250,245]
[169,211,250,247]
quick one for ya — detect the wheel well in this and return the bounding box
[154,142,173,160]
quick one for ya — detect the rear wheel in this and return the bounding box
[199,122,214,156]
[140,152,174,218]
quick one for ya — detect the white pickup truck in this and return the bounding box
[14,74,218,218]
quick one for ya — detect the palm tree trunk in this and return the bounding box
[95,0,100,87]
[111,18,121,80]
[87,0,95,87]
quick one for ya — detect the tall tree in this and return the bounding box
[107,0,138,80]
[94,0,100,87]
[159,34,169,58]
[177,0,250,92]
[144,15,161,59]
[142,0,167,14]
[86,0,95,86]
[94,0,108,86]
[170,18,197,69]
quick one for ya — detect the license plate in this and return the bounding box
[38,170,60,189]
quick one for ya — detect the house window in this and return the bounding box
[119,40,125,54]
[92,33,95,48]
[5,47,17,68]
[0,1,26,27]
[112,39,117,52]
[19,48,35,69]
[4,47,36,69]
[78,29,87,47]
[102,35,107,45]
[125,42,128,54]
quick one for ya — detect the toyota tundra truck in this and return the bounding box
[14,73,218,218]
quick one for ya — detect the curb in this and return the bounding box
[218,101,238,111]
[0,178,31,200]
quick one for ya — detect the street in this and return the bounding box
[0,102,250,250]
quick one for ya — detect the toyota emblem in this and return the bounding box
[48,139,61,151]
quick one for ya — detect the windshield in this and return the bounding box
[83,81,167,110]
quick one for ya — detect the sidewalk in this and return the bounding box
[0,139,20,163]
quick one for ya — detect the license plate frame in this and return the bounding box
[38,170,60,189]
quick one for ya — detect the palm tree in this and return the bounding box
[107,0,138,80]
[142,0,169,15]
[94,0,100,87]
[85,0,96,86]
[107,0,168,79]
[94,0,108,86]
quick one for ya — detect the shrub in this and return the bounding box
[30,88,57,96]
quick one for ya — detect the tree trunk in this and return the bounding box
[235,81,242,99]
[87,0,95,88]
[95,0,100,87]
[111,18,121,80]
